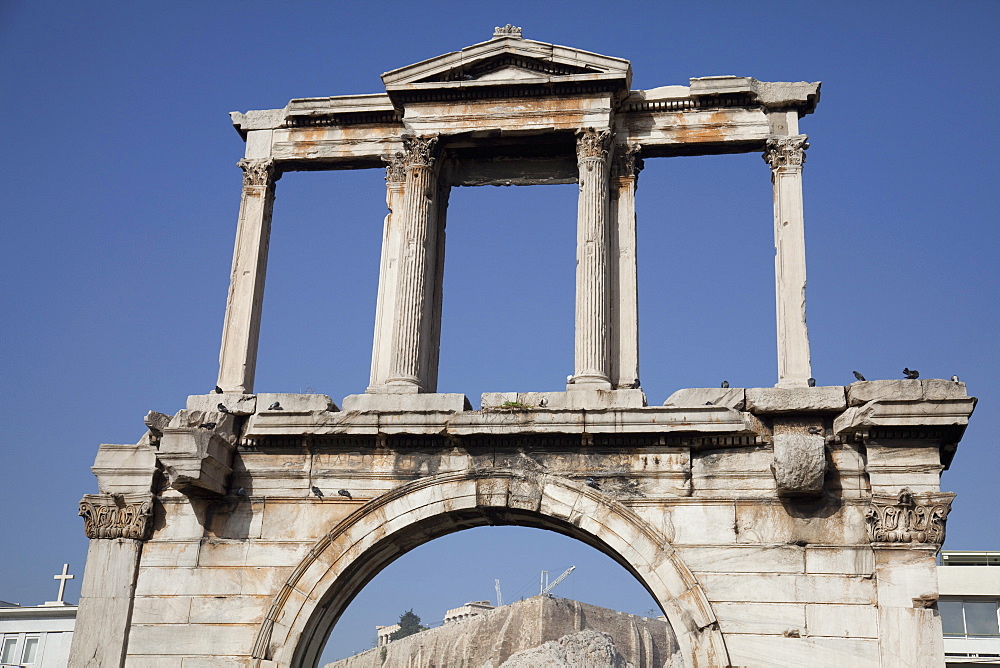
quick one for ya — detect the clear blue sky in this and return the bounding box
[1,1,997,662]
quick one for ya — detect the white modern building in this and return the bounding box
[940,551,1000,666]
[0,604,76,667]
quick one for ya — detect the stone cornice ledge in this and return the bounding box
[242,405,756,439]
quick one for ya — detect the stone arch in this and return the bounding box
[251,470,730,667]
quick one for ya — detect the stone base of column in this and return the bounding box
[776,378,813,389]
[483,389,646,410]
[342,393,471,412]
[372,380,424,394]
[567,375,613,391]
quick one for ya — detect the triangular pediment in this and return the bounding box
[381,29,631,95]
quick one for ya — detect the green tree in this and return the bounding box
[389,609,427,641]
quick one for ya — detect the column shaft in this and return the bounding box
[385,136,439,392]
[216,159,278,394]
[765,135,812,388]
[610,144,642,389]
[571,129,613,390]
[368,154,406,390]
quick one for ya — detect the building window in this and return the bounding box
[1,636,18,664]
[940,599,1000,637]
[21,636,39,664]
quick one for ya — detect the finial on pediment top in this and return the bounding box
[493,24,522,39]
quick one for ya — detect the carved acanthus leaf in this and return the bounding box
[383,152,407,183]
[613,143,644,178]
[763,135,808,170]
[238,158,279,187]
[79,492,154,540]
[576,128,613,162]
[401,136,439,170]
[865,488,954,545]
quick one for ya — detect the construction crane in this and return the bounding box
[495,579,504,607]
[540,566,576,596]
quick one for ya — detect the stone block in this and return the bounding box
[679,545,804,574]
[745,386,846,414]
[127,623,258,656]
[187,393,257,416]
[806,603,878,638]
[663,387,745,410]
[131,595,191,624]
[713,602,806,635]
[805,546,874,576]
[91,442,157,494]
[846,378,967,407]
[877,606,944,667]
[699,573,875,604]
[158,425,236,497]
[482,389,646,410]
[341,392,471,412]
[188,595,269,624]
[255,392,337,412]
[725,634,879,668]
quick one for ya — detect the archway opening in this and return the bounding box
[318,525,665,664]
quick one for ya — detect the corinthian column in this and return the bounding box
[216,158,279,394]
[610,144,643,390]
[385,136,440,393]
[570,128,613,390]
[764,135,812,388]
[368,152,407,391]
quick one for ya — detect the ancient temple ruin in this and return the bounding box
[71,28,976,667]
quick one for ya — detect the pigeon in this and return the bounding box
[853,371,866,382]
[807,378,816,387]
[235,487,247,497]
[214,386,223,394]
[807,427,823,435]
[268,402,282,411]
[704,401,714,406]
[951,375,960,383]
[539,397,548,407]
[218,403,231,414]
[338,489,352,499]
[199,422,217,430]
[903,368,919,379]
[721,381,730,389]
[311,486,324,498]
[584,477,600,489]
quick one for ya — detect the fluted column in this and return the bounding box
[570,128,613,390]
[385,136,439,393]
[368,152,407,391]
[610,144,643,389]
[764,135,812,388]
[216,158,279,394]
[422,182,449,393]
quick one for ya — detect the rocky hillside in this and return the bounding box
[325,596,679,668]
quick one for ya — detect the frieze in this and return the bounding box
[237,158,279,188]
[763,135,808,170]
[576,128,613,164]
[79,492,154,540]
[865,488,954,545]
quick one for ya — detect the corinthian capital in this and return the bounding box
[401,135,439,170]
[383,151,407,183]
[612,143,644,179]
[763,135,808,170]
[79,492,154,540]
[865,488,955,545]
[576,128,613,162]
[238,158,279,187]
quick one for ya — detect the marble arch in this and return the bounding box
[258,471,726,667]
[70,27,976,668]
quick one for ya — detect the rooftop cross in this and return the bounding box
[49,563,74,605]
